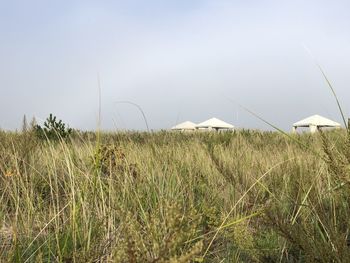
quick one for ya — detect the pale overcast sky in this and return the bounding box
[1,0,349,131]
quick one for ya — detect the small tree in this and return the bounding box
[34,114,72,141]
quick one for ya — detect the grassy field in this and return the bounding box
[1,129,350,262]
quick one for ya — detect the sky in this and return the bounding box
[1,0,350,131]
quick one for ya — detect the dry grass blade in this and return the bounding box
[21,201,71,257]
[114,100,150,132]
[303,45,347,130]
[234,101,326,160]
[186,210,263,244]
[317,64,347,130]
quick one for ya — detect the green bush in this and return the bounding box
[34,113,72,141]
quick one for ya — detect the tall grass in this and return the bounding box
[0,129,349,262]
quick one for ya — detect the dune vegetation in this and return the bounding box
[1,126,350,262]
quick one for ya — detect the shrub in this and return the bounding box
[34,113,72,141]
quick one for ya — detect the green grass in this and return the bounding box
[1,129,350,262]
